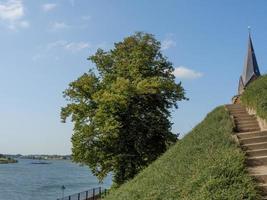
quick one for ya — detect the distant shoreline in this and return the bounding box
[0,158,18,164]
[2,154,72,161]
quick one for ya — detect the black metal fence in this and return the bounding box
[57,187,107,200]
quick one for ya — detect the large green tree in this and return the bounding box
[61,32,187,185]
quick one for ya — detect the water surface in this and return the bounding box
[0,159,112,200]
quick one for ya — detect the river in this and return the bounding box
[0,159,112,200]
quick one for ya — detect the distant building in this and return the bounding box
[233,32,261,103]
[238,33,261,94]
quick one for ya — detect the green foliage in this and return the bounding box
[241,75,267,120]
[0,155,17,164]
[104,107,260,200]
[61,32,187,185]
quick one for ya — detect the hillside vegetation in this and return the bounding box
[105,107,259,200]
[241,75,267,120]
[0,155,17,164]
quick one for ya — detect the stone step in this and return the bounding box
[248,165,267,174]
[228,107,247,111]
[238,125,260,131]
[236,120,259,126]
[226,104,245,108]
[232,113,251,118]
[237,131,267,139]
[243,142,267,151]
[246,156,267,166]
[235,118,258,124]
[238,118,259,124]
[226,108,245,111]
[229,110,248,114]
[234,115,257,120]
[237,121,259,126]
[234,116,255,121]
[227,106,245,109]
[229,111,247,114]
[247,149,267,157]
[233,113,253,117]
[241,136,267,145]
[236,126,261,132]
[225,104,244,108]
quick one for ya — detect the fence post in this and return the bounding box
[99,187,101,199]
[78,193,80,200]
[69,196,71,200]
[86,191,88,199]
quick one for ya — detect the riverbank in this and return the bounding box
[0,158,18,164]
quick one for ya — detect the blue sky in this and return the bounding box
[1,0,267,154]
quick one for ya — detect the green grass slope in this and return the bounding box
[105,107,259,200]
[241,75,267,121]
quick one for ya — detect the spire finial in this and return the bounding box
[248,26,251,35]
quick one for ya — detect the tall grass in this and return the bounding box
[104,107,259,200]
[241,75,267,121]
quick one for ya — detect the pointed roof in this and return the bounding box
[238,33,261,94]
[242,33,261,85]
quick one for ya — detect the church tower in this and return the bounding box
[238,32,261,95]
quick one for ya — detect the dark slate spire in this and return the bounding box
[238,32,261,94]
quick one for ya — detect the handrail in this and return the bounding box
[57,187,107,200]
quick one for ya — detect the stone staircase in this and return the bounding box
[226,104,267,199]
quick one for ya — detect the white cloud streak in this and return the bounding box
[33,40,109,61]
[0,0,23,20]
[161,38,176,50]
[65,42,90,52]
[47,40,90,52]
[0,0,29,30]
[81,15,91,21]
[49,21,69,30]
[173,66,203,79]
[42,3,57,12]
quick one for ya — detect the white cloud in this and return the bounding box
[81,15,91,21]
[173,66,203,79]
[0,0,29,30]
[0,0,23,20]
[47,40,90,52]
[19,20,29,27]
[65,42,90,52]
[161,39,176,50]
[50,21,69,30]
[33,40,108,62]
[42,3,57,12]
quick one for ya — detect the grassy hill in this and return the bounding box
[241,75,267,121]
[104,107,259,200]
